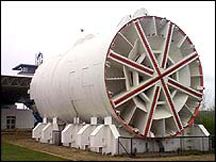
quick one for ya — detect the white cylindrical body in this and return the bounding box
[30,33,117,123]
[30,8,203,137]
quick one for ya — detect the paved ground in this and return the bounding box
[1,131,215,161]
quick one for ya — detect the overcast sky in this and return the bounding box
[1,1,215,107]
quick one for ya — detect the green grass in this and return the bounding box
[195,110,215,135]
[1,142,69,161]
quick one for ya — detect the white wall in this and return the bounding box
[1,106,34,130]
[16,109,34,129]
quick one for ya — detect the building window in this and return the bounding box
[6,116,16,130]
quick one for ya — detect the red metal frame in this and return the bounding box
[108,52,154,75]
[113,76,160,106]
[161,22,173,68]
[144,86,160,136]
[134,21,161,75]
[161,52,198,78]
[161,79,183,130]
[103,15,203,138]
[167,77,202,99]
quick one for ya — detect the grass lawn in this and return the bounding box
[1,142,69,161]
[1,131,215,161]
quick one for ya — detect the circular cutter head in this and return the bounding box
[104,15,203,137]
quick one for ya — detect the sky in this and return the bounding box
[1,1,215,108]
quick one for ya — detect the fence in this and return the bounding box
[117,135,215,157]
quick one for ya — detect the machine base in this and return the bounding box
[32,117,210,155]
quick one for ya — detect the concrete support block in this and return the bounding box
[61,123,83,147]
[40,123,53,144]
[52,117,59,131]
[104,116,112,125]
[89,116,120,155]
[77,124,98,150]
[43,117,47,123]
[33,116,211,155]
[73,117,80,124]
[61,124,73,146]
[32,122,47,141]
[90,117,98,125]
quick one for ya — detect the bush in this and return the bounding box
[195,110,215,135]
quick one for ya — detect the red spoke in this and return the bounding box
[134,20,161,75]
[112,52,198,108]
[161,52,198,78]
[167,77,202,99]
[161,22,174,68]
[108,51,154,76]
[144,86,160,137]
[106,17,202,138]
[161,79,183,130]
[113,76,160,107]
